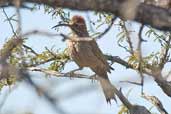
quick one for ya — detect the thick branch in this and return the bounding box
[142,93,168,114]
[1,0,171,31]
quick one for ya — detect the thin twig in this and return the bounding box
[26,57,56,67]
[23,44,39,55]
[159,32,171,69]
[22,30,62,37]
[120,80,142,86]
[15,0,22,35]
[2,8,17,36]
[95,16,117,40]
[27,67,93,79]
[86,12,95,33]
[121,21,134,55]
[137,24,144,94]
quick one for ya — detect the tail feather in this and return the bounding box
[98,76,116,103]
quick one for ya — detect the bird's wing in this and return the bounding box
[90,40,111,72]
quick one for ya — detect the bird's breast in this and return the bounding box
[67,40,96,67]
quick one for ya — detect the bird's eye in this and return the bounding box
[74,23,80,27]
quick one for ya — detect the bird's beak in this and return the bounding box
[51,23,70,29]
[51,20,73,29]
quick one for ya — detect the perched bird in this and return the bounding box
[53,15,116,102]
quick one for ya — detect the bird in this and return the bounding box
[52,15,116,103]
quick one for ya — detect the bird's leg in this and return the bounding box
[66,67,83,79]
[90,74,98,83]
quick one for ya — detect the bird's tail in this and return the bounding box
[98,75,116,103]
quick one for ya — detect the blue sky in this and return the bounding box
[0,6,171,114]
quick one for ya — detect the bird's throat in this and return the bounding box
[71,26,89,37]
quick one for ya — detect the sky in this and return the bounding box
[0,6,171,114]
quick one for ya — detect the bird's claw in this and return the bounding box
[68,71,75,79]
[66,67,82,79]
[106,99,111,105]
[90,74,97,83]
[106,96,117,105]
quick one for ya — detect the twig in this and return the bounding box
[26,57,56,67]
[22,30,61,37]
[95,16,117,40]
[2,8,17,36]
[22,30,93,42]
[27,67,93,79]
[137,24,145,94]
[159,32,171,69]
[15,0,22,35]
[86,12,95,33]
[120,21,134,55]
[105,55,153,76]
[120,80,142,86]
[23,44,39,55]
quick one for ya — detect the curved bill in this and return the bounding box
[51,23,71,29]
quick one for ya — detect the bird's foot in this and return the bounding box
[90,74,97,83]
[66,67,83,79]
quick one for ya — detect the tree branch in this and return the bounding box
[1,0,171,31]
[27,66,151,114]
[142,93,168,114]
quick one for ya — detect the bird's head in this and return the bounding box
[52,15,89,37]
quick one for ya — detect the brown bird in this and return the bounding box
[53,15,116,103]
